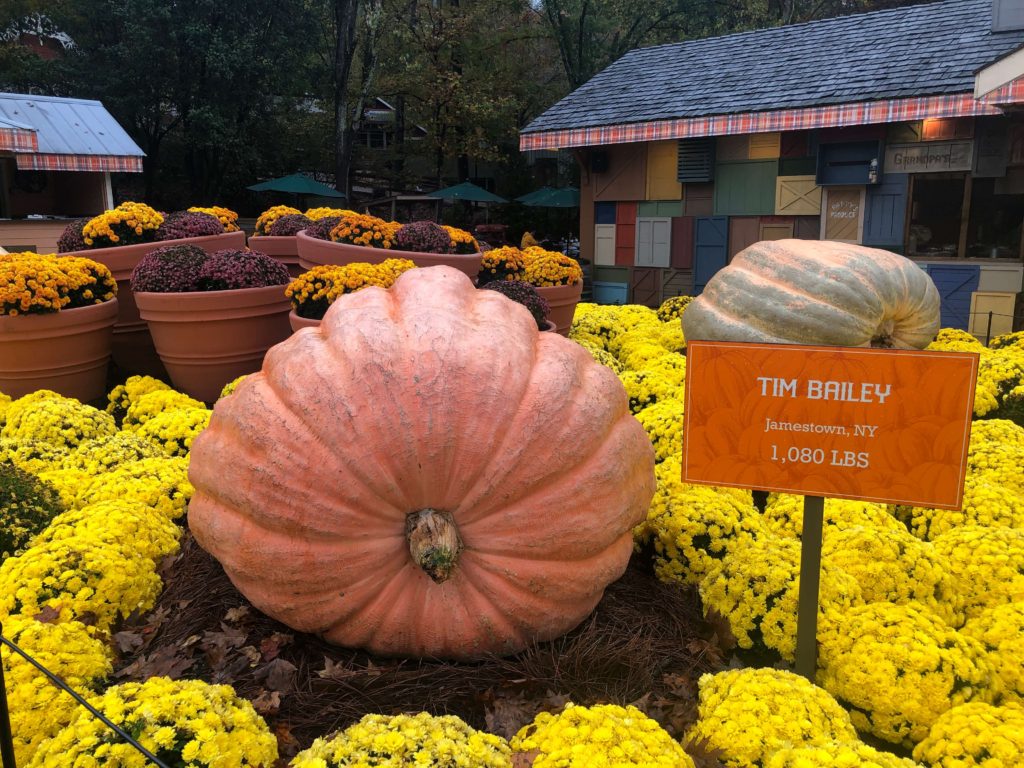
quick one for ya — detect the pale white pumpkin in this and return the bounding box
[682,239,941,349]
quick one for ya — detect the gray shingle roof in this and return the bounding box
[0,92,144,157]
[523,0,1024,135]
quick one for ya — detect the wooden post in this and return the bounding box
[795,495,825,681]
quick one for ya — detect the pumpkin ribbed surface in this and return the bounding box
[682,239,941,349]
[188,266,655,660]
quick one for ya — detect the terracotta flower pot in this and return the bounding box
[296,231,482,281]
[535,282,583,337]
[0,299,118,402]
[135,284,291,403]
[249,235,303,278]
[289,309,322,332]
[62,230,247,377]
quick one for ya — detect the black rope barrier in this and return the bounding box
[0,624,171,768]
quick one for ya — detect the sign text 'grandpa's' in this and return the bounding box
[681,341,979,509]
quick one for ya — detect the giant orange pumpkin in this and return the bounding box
[683,240,941,349]
[188,266,655,660]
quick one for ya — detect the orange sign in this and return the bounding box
[682,341,979,509]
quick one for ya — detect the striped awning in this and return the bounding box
[519,83,1024,151]
[14,152,143,172]
[0,125,37,152]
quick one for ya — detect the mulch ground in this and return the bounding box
[113,531,724,759]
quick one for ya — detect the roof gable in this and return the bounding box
[0,92,143,157]
[523,0,1024,135]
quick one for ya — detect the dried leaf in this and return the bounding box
[115,646,194,681]
[240,645,262,666]
[252,688,281,716]
[224,605,251,624]
[257,658,298,693]
[260,632,294,662]
[317,657,356,681]
[686,734,727,768]
[484,692,540,740]
[113,631,144,654]
[274,723,302,759]
[703,607,737,654]
[512,750,538,768]
[33,605,61,624]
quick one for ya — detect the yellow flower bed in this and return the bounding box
[655,295,693,323]
[122,389,206,430]
[2,616,112,765]
[444,225,479,254]
[699,536,861,661]
[817,602,995,746]
[59,431,164,474]
[106,375,172,423]
[522,246,583,286]
[134,406,212,457]
[478,245,526,283]
[1,251,117,315]
[963,601,1024,703]
[254,204,302,235]
[686,668,858,768]
[286,259,416,320]
[82,201,163,247]
[913,701,1024,767]
[292,712,510,768]
[27,677,278,768]
[821,525,963,626]
[304,206,356,221]
[0,534,165,630]
[32,499,180,562]
[187,205,239,231]
[931,525,1024,619]
[767,742,922,768]
[513,703,693,768]
[329,213,400,249]
[71,456,193,519]
[763,493,904,539]
[1,394,116,451]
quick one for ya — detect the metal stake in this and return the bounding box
[795,495,825,681]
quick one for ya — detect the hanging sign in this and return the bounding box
[884,140,974,173]
[682,341,979,509]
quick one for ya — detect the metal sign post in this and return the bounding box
[795,495,825,680]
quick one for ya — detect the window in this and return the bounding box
[907,174,965,257]
[965,177,1024,259]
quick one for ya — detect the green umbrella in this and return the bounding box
[523,187,580,208]
[247,173,346,198]
[427,181,507,203]
[515,186,556,205]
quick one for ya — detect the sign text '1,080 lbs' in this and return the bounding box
[681,340,979,509]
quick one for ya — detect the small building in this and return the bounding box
[0,93,144,254]
[520,0,1024,336]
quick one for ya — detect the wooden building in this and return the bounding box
[520,0,1024,335]
[0,93,144,254]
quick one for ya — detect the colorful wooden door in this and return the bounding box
[631,267,663,307]
[670,217,694,268]
[594,224,616,266]
[694,216,728,294]
[729,216,761,260]
[635,218,671,268]
[863,174,909,248]
[615,202,637,266]
[928,265,981,330]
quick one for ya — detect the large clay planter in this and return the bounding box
[535,282,583,336]
[289,309,321,332]
[0,299,118,402]
[296,231,482,281]
[249,236,303,278]
[63,230,247,377]
[135,285,290,403]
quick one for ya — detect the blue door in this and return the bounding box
[927,265,980,330]
[863,174,909,249]
[694,216,728,294]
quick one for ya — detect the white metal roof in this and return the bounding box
[0,92,144,157]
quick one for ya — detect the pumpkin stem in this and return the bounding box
[871,318,896,348]
[405,509,463,584]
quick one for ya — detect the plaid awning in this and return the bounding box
[14,153,143,172]
[519,87,1024,151]
[0,126,38,152]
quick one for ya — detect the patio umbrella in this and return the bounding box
[523,187,580,208]
[515,186,556,205]
[427,181,508,203]
[247,173,345,198]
